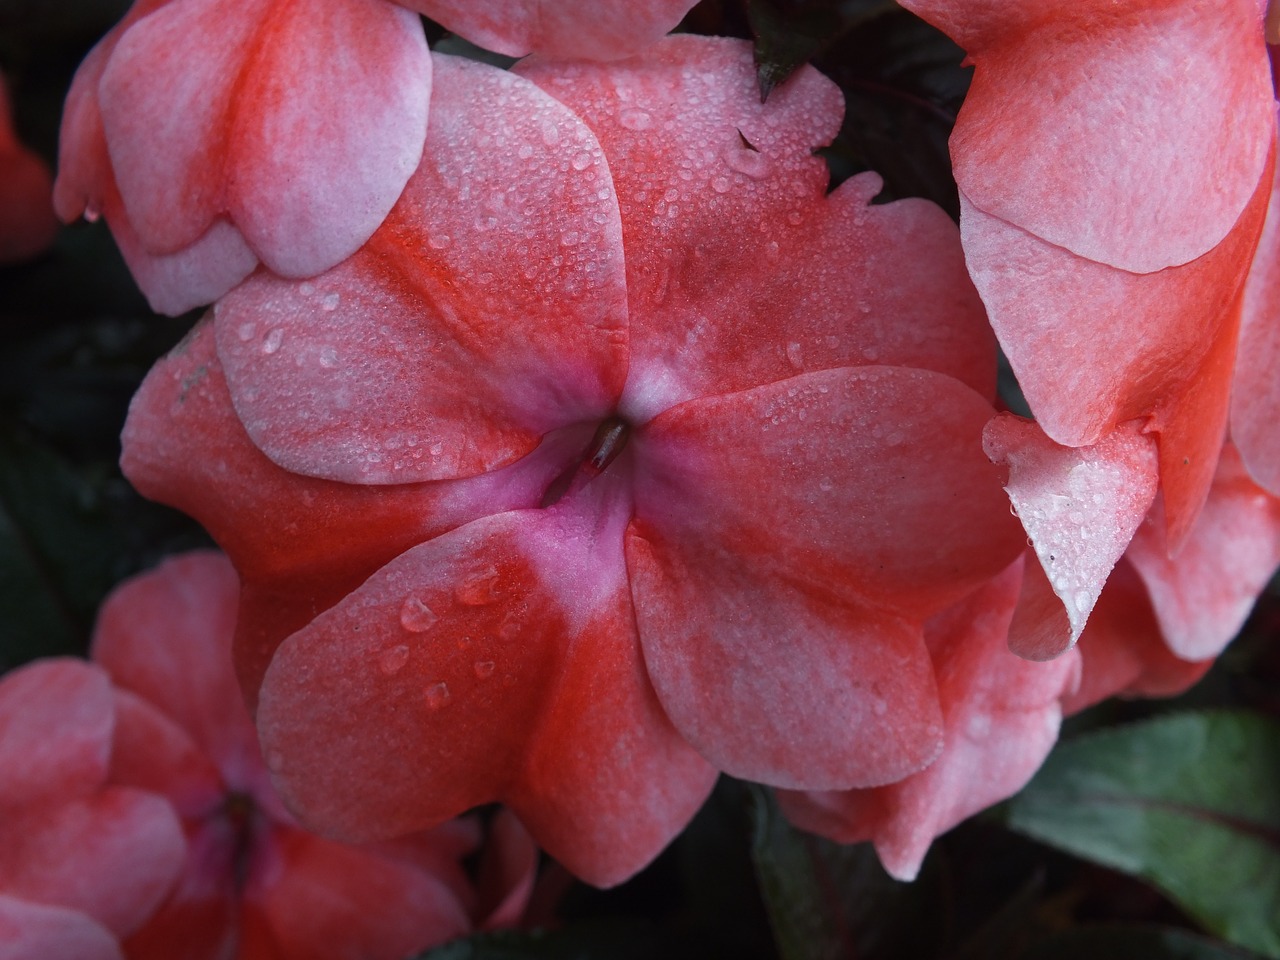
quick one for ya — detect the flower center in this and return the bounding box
[540,416,632,508]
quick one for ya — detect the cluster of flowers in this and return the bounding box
[5,0,1280,952]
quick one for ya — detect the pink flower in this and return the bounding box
[0,73,58,264]
[899,0,1278,650]
[121,37,1023,886]
[0,552,536,960]
[54,0,698,315]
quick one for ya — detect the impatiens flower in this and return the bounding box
[0,73,58,264]
[93,550,533,959]
[898,0,1278,648]
[54,0,697,314]
[778,557,1081,881]
[0,658,186,960]
[121,37,1023,886]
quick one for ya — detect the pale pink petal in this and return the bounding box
[121,317,597,701]
[213,54,628,484]
[1232,125,1280,496]
[238,826,470,960]
[628,367,1022,789]
[98,0,430,277]
[960,176,1268,545]
[0,789,184,937]
[1127,444,1280,661]
[1063,559,1210,715]
[109,689,225,820]
[0,895,123,960]
[902,0,1275,272]
[780,559,1079,880]
[411,0,697,60]
[258,490,712,886]
[0,659,113,810]
[984,415,1159,660]
[520,36,997,419]
[92,553,258,784]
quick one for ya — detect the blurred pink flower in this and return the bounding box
[121,37,1023,886]
[0,552,536,960]
[0,73,58,264]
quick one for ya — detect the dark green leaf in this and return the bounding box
[417,921,663,960]
[1008,711,1280,958]
[1024,924,1265,960]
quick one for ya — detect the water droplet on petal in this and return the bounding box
[425,682,451,710]
[785,342,803,368]
[318,346,338,369]
[379,644,410,675]
[473,660,496,680]
[724,145,770,179]
[237,321,255,342]
[517,143,534,160]
[321,292,340,311]
[620,109,652,131]
[428,233,452,250]
[83,204,101,223]
[571,152,592,171]
[262,328,284,354]
[400,596,438,633]
[711,176,731,194]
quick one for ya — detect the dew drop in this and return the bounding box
[237,321,255,342]
[262,328,284,354]
[425,682,451,710]
[428,233,452,250]
[571,152,592,171]
[517,143,534,160]
[787,210,803,226]
[379,644,410,675]
[785,341,803,368]
[299,282,316,296]
[320,292,340,312]
[83,204,101,223]
[1072,589,1092,614]
[619,108,652,131]
[473,660,496,680]
[399,596,439,633]
[724,146,770,179]
[318,346,338,369]
[499,616,521,641]
[711,176,731,194]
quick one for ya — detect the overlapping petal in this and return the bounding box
[213,55,627,484]
[55,0,431,314]
[630,367,1022,788]
[412,0,697,60]
[0,895,123,960]
[779,558,1079,880]
[0,74,58,263]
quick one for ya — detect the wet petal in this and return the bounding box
[0,659,113,810]
[521,36,996,419]
[258,491,710,886]
[984,415,1158,660]
[98,0,430,276]
[629,367,1022,788]
[960,174,1269,544]
[214,54,628,484]
[903,0,1275,272]
[780,559,1078,880]
[122,317,591,701]
[0,895,123,960]
[1127,444,1280,661]
[474,810,538,929]
[109,689,224,820]
[411,0,697,60]
[1232,124,1280,496]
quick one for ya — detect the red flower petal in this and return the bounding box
[780,558,1078,880]
[409,0,698,60]
[0,789,184,938]
[257,497,713,887]
[213,55,628,484]
[0,75,58,263]
[521,37,997,418]
[628,367,1022,788]
[109,690,225,820]
[984,415,1158,660]
[1232,124,1280,496]
[903,0,1275,272]
[0,895,123,960]
[1063,559,1210,715]
[0,659,113,810]
[474,810,537,930]
[97,0,430,277]
[236,826,470,960]
[122,318,594,701]
[1127,443,1280,660]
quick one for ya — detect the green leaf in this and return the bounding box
[748,785,941,960]
[1007,711,1280,959]
[1024,925,1264,960]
